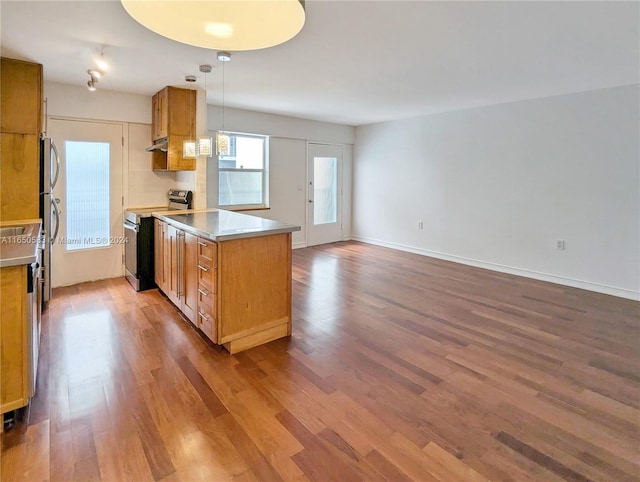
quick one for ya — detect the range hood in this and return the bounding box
[145,137,168,152]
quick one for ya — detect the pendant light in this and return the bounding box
[197,65,213,157]
[183,69,214,159]
[216,51,231,156]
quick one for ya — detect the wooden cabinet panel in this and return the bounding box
[182,232,198,325]
[150,86,195,171]
[1,265,29,414]
[154,219,166,291]
[166,224,180,307]
[1,58,42,135]
[0,133,39,221]
[218,234,292,349]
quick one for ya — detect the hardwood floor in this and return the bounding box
[2,241,639,481]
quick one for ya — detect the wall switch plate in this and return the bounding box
[417,221,424,229]
[556,239,566,250]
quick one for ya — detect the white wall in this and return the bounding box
[353,85,640,299]
[206,105,355,247]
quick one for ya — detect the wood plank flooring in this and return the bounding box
[2,241,639,481]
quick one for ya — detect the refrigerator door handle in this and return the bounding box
[51,198,60,242]
[51,140,60,189]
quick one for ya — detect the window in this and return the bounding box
[65,141,110,251]
[218,133,268,208]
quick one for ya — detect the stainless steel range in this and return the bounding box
[124,189,192,291]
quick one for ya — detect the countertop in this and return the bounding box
[0,219,42,268]
[153,209,300,242]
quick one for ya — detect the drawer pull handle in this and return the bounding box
[198,288,209,297]
[198,241,207,247]
[198,311,209,321]
[198,265,208,272]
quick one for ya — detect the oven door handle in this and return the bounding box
[123,220,139,233]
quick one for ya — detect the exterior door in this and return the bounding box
[307,143,342,246]
[48,118,124,287]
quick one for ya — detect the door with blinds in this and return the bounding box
[307,143,342,246]
[48,118,124,287]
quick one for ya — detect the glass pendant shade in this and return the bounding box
[216,132,230,156]
[198,136,213,157]
[183,137,213,158]
[183,140,197,159]
[120,0,305,51]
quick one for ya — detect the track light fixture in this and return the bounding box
[85,51,109,92]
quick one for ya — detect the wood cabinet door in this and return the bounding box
[154,219,165,291]
[0,265,29,413]
[1,58,42,135]
[157,88,169,139]
[0,133,39,221]
[167,87,194,137]
[182,231,198,325]
[165,224,180,306]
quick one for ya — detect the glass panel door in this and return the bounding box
[307,143,342,246]
[49,119,124,287]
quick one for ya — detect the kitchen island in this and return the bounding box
[153,209,300,354]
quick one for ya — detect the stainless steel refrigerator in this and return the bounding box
[39,136,61,303]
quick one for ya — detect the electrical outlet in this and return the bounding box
[556,239,566,250]
[417,221,424,230]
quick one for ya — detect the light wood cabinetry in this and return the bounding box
[159,221,198,325]
[154,223,293,354]
[0,134,40,221]
[150,86,196,172]
[182,232,198,324]
[1,265,29,414]
[0,58,42,221]
[218,234,292,354]
[1,58,42,135]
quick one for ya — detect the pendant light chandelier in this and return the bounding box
[183,67,214,159]
[120,0,306,51]
[216,51,231,156]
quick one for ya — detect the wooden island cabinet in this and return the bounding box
[153,210,299,354]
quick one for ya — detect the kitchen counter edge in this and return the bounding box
[152,209,300,242]
[0,220,42,268]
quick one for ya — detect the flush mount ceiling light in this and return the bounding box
[120,0,306,51]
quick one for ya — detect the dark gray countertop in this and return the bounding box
[0,220,42,268]
[153,209,300,242]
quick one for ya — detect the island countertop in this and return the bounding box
[153,209,300,242]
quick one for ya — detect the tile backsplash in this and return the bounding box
[127,123,176,208]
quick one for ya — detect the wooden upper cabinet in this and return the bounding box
[1,58,43,135]
[150,86,196,171]
[1,57,43,220]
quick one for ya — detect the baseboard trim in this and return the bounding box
[292,242,307,250]
[351,236,639,301]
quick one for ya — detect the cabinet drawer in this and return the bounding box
[197,264,216,292]
[197,238,217,266]
[198,286,215,315]
[198,310,216,342]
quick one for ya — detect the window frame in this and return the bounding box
[217,131,269,210]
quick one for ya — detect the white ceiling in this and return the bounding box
[1,1,638,126]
